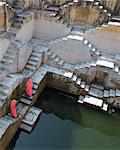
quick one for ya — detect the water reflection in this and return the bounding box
[9,87,120,149]
[39,87,120,138]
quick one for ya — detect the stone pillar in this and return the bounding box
[0,3,6,32]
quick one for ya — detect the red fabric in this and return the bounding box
[26,79,33,97]
[10,99,18,118]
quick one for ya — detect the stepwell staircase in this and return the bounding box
[0,65,48,139]
[43,5,71,28]
[13,0,25,14]
[0,74,21,108]
[25,43,49,73]
[0,42,20,81]
[63,71,120,107]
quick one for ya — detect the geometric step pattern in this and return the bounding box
[47,50,65,66]
[64,72,120,99]
[20,107,42,132]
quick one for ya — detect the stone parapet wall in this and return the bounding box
[62,2,106,26]
[0,2,14,31]
[97,0,120,14]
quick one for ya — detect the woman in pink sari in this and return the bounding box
[10,99,18,118]
[25,79,33,97]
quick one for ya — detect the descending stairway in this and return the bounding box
[47,49,65,67]
[0,113,17,138]
[20,106,42,132]
[21,66,48,105]
[64,71,120,100]
[25,44,49,72]
[0,65,48,139]
[13,0,25,14]
[12,11,34,30]
[0,74,21,108]
[0,48,17,72]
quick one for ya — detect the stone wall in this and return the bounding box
[48,0,69,6]
[16,19,35,42]
[0,2,14,31]
[47,73,81,95]
[34,19,71,41]
[98,0,120,14]
[24,0,42,9]
[0,3,6,32]
[62,4,103,26]
[10,41,33,73]
[0,37,9,61]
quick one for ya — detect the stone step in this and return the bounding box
[51,53,57,59]
[74,64,80,70]
[30,56,39,62]
[22,93,33,101]
[99,5,103,9]
[0,117,12,127]
[83,39,89,45]
[27,60,37,66]
[12,22,22,29]
[33,83,39,90]
[56,15,62,20]
[47,50,52,56]
[0,81,10,89]
[78,95,85,104]
[94,1,99,5]
[1,58,14,64]
[89,87,103,98]
[54,56,60,62]
[20,98,31,105]
[80,81,86,89]
[71,75,77,82]
[4,53,15,59]
[46,7,60,12]
[20,105,29,117]
[1,117,13,125]
[0,64,10,70]
[32,74,45,85]
[103,90,109,97]
[76,78,81,85]
[26,64,36,71]
[84,85,90,92]
[0,123,8,138]
[16,103,29,117]
[116,89,120,97]
[31,52,42,57]
[4,114,16,123]
[20,123,33,132]
[58,59,64,66]
[6,49,16,55]
[0,70,8,81]
[20,107,42,132]
[22,107,42,126]
[64,72,73,78]
[32,89,36,95]
[15,18,24,24]
[109,89,116,97]
[8,27,18,35]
